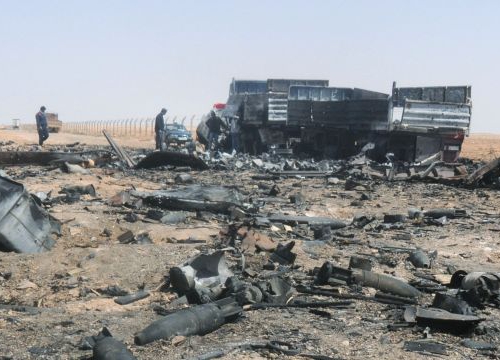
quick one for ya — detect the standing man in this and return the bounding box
[36,106,49,146]
[206,110,226,151]
[230,116,241,153]
[155,108,167,150]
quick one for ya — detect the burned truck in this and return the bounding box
[197,79,471,162]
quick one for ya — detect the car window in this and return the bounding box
[166,124,186,131]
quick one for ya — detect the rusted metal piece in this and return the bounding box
[102,130,136,168]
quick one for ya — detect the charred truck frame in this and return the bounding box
[197,79,471,162]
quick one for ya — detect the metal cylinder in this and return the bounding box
[352,270,421,299]
[134,302,238,345]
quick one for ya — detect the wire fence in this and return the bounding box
[20,115,200,138]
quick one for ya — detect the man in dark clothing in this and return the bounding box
[206,110,226,151]
[155,108,167,150]
[35,106,49,146]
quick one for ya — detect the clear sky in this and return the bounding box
[0,0,499,131]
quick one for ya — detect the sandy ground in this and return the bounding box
[461,133,500,161]
[0,129,499,359]
[0,128,156,148]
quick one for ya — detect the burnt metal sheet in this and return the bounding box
[135,151,208,170]
[242,94,268,125]
[0,177,57,253]
[397,100,471,131]
[311,99,390,130]
[287,100,312,125]
[133,185,244,214]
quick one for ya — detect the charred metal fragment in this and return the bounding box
[403,340,447,355]
[169,251,233,303]
[135,151,208,170]
[460,339,497,351]
[349,256,372,271]
[423,208,467,219]
[0,151,89,166]
[0,177,59,253]
[114,290,150,305]
[431,293,474,315]
[134,297,242,345]
[408,249,430,268]
[404,306,482,334]
[133,185,244,214]
[450,270,500,306]
[90,327,137,360]
[102,130,136,168]
[270,241,297,265]
[59,184,96,197]
[266,214,346,229]
[466,157,500,186]
[383,214,406,223]
[255,277,294,304]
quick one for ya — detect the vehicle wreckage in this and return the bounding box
[197,79,471,162]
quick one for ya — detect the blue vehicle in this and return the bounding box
[165,123,192,147]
